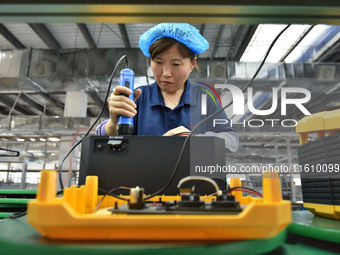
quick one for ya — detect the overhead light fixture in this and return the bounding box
[285,24,333,62]
[48,137,60,142]
[34,152,45,157]
[240,24,312,63]
[16,138,25,142]
[39,138,46,141]
[30,138,36,141]
[2,133,15,136]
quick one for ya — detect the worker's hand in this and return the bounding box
[163,126,191,136]
[105,87,141,135]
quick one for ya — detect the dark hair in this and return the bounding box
[149,37,196,62]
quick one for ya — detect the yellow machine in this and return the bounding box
[27,170,291,241]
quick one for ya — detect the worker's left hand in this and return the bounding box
[162,126,191,136]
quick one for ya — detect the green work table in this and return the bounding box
[0,189,36,219]
[0,211,339,255]
[0,215,285,255]
[288,210,340,244]
[286,210,340,254]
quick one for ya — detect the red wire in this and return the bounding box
[173,132,190,136]
[228,188,263,197]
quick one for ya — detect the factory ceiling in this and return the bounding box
[0,3,340,137]
[0,1,339,161]
[0,23,339,116]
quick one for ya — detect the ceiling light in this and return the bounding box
[39,138,46,141]
[48,137,60,142]
[285,24,333,62]
[240,24,312,63]
[16,138,25,142]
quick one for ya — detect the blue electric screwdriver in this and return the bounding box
[117,67,135,135]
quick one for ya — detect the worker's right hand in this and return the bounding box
[105,86,141,135]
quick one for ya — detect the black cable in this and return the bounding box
[0,148,20,157]
[144,25,291,201]
[91,195,107,213]
[92,186,131,212]
[7,56,129,221]
[98,187,129,201]
[125,56,129,68]
[8,210,27,219]
[8,190,65,219]
[230,24,291,120]
[145,57,150,85]
[58,55,128,191]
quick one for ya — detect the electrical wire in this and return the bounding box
[230,24,291,121]
[177,176,220,194]
[58,55,128,191]
[232,189,263,197]
[203,192,217,200]
[227,186,263,197]
[144,25,291,201]
[8,190,64,219]
[0,148,20,157]
[173,132,191,136]
[97,187,129,201]
[63,127,93,188]
[145,57,150,85]
[91,186,131,213]
[202,184,263,201]
[8,210,27,219]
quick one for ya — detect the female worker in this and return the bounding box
[96,23,239,152]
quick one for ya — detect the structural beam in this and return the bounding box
[86,91,109,117]
[315,37,340,62]
[0,23,26,49]
[210,24,224,61]
[20,93,57,116]
[38,92,64,111]
[87,108,96,118]
[199,24,205,36]
[225,25,243,61]
[77,23,96,48]
[28,23,62,49]
[232,25,257,61]
[322,50,340,62]
[118,23,131,49]
[0,95,36,115]
[0,105,10,115]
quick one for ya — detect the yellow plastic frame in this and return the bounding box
[27,171,291,241]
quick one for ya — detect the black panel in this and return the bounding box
[79,136,226,195]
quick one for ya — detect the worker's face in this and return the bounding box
[151,45,197,93]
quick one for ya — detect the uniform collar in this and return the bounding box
[149,80,196,107]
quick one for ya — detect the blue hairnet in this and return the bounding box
[139,23,209,57]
